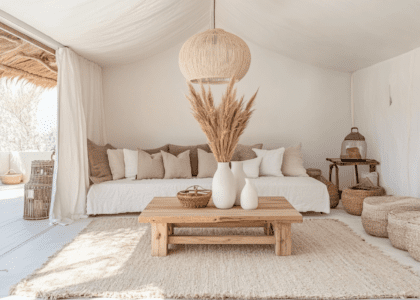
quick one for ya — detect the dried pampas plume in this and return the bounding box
[185,77,258,162]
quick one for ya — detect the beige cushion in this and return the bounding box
[87,139,115,184]
[197,148,217,178]
[137,149,165,180]
[231,143,263,161]
[281,144,309,177]
[107,149,125,180]
[161,150,192,179]
[144,144,169,155]
[169,144,211,176]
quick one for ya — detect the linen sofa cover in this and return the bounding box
[87,176,330,215]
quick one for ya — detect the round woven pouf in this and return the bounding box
[407,215,420,262]
[342,186,385,216]
[361,196,420,237]
[387,210,420,250]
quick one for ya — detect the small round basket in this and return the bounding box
[177,185,212,208]
[342,185,385,216]
[1,169,23,185]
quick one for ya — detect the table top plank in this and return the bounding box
[138,197,303,224]
[326,158,379,166]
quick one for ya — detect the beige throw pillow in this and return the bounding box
[107,149,125,180]
[281,144,309,177]
[87,139,115,184]
[137,149,165,180]
[231,143,263,161]
[197,148,218,178]
[168,144,211,176]
[161,150,192,179]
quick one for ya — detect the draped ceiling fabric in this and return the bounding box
[2,0,420,72]
[51,48,106,224]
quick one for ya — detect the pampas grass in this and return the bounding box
[186,78,258,162]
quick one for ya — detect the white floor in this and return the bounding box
[0,184,419,300]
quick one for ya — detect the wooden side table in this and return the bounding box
[326,158,380,197]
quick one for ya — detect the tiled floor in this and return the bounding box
[0,185,419,300]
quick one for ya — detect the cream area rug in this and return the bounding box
[10,218,420,299]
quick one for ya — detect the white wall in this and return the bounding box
[103,41,352,182]
[353,47,420,197]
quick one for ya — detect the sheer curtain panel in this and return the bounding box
[50,48,107,224]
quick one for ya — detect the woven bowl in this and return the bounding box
[1,170,22,185]
[177,185,212,208]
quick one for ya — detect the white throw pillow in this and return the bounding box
[107,149,125,180]
[281,144,309,177]
[123,149,138,179]
[253,147,285,177]
[242,156,263,178]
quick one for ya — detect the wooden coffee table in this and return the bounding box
[138,196,303,257]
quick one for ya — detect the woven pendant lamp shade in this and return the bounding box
[179,29,251,84]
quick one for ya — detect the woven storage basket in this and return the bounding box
[177,185,212,208]
[306,168,339,208]
[1,169,22,185]
[24,158,54,220]
[361,196,420,237]
[342,186,385,216]
[387,210,420,251]
[407,215,420,262]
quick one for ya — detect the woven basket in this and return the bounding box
[342,186,385,216]
[306,168,339,208]
[361,196,420,237]
[1,169,22,185]
[177,185,212,208]
[407,216,420,262]
[387,210,420,251]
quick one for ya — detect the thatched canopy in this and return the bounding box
[0,29,57,88]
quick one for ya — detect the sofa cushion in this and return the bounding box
[168,144,211,176]
[123,149,138,179]
[242,157,263,178]
[253,147,285,177]
[107,149,125,180]
[197,148,218,178]
[87,139,115,184]
[231,143,263,161]
[137,149,165,180]
[144,144,169,155]
[161,150,192,179]
[281,144,308,177]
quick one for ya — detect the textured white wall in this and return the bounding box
[353,47,420,197]
[103,41,352,181]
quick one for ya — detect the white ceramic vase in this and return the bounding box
[212,162,236,209]
[231,161,246,206]
[241,178,258,210]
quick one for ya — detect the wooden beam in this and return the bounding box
[168,235,275,245]
[0,64,56,85]
[0,21,55,55]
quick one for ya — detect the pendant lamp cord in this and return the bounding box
[213,0,216,29]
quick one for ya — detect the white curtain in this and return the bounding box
[353,47,420,197]
[50,48,107,224]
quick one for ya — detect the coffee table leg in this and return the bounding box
[151,223,168,256]
[168,224,174,235]
[274,222,292,256]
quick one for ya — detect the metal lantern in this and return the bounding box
[340,127,367,162]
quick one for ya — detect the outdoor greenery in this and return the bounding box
[0,78,56,152]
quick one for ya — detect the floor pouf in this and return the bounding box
[387,210,420,250]
[342,186,385,216]
[361,196,420,237]
[407,215,420,262]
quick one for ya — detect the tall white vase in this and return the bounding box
[231,161,246,206]
[241,178,258,210]
[212,162,236,209]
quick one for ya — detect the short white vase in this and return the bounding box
[241,178,258,210]
[231,161,246,206]
[212,162,236,209]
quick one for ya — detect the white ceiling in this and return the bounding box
[2,0,420,72]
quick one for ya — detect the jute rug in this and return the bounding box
[10,218,420,299]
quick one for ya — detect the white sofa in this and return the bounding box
[86,176,330,215]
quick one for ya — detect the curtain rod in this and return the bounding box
[0,10,64,55]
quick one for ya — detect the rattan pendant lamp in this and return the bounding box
[179,0,251,84]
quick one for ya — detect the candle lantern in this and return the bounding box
[340,127,367,162]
